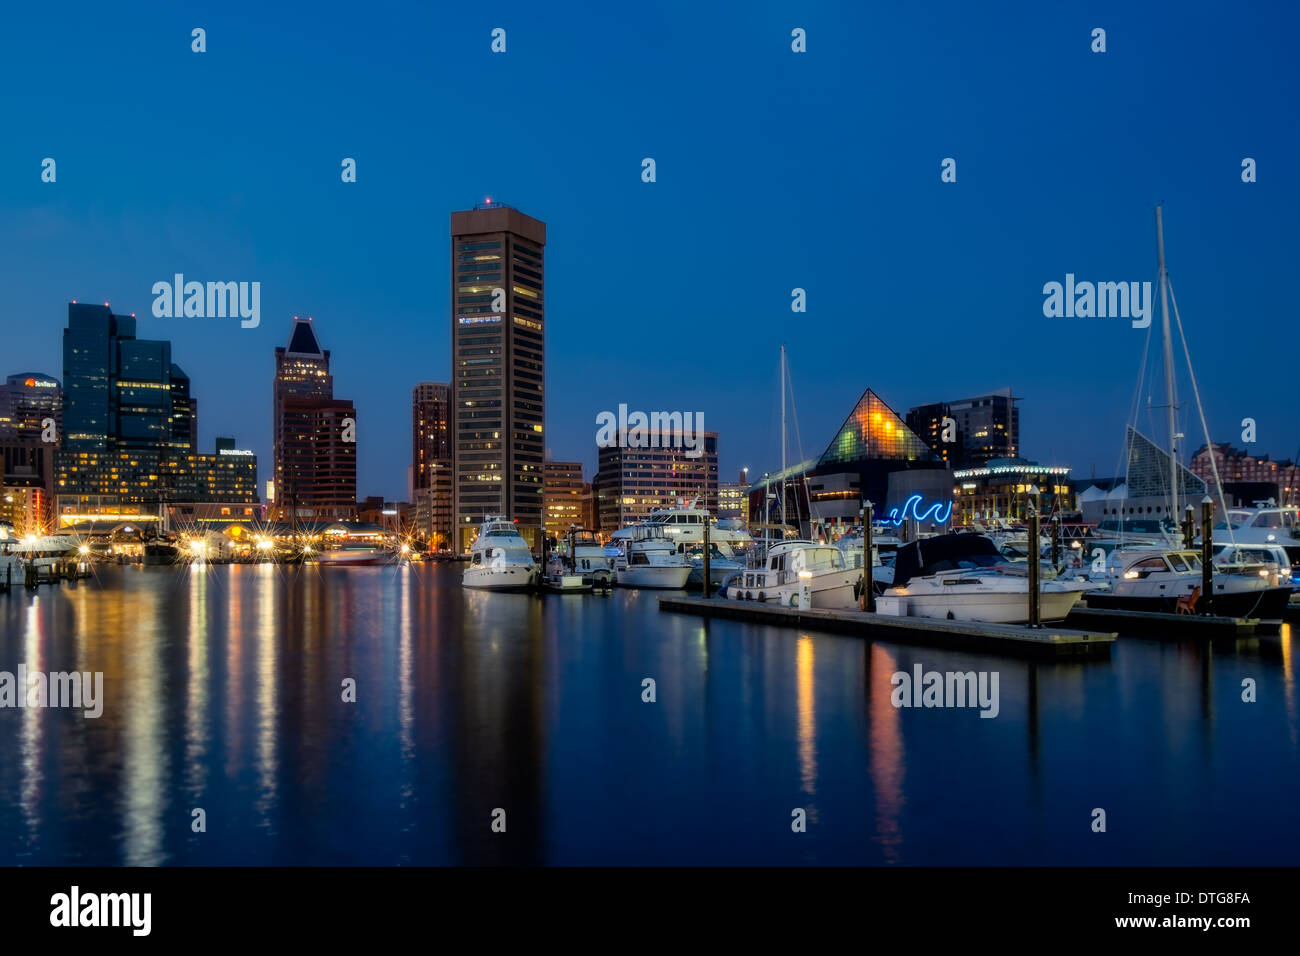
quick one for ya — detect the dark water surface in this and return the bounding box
[1,563,1297,865]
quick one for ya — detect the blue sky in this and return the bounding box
[2,0,1297,499]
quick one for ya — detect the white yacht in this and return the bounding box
[551,529,614,585]
[612,525,691,589]
[723,540,860,609]
[1213,503,1300,567]
[462,516,539,590]
[1082,548,1291,623]
[607,503,755,587]
[881,534,1084,623]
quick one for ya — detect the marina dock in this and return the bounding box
[1066,605,1256,639]
[658,596,1116,658]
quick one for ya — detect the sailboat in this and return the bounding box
[721,346,862,609]
[1079,207,1289,622]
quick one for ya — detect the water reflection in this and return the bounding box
[0,564,1298,865]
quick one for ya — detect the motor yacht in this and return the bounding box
[1082,548,1291,623]
[880,533,1083,623]
[462,516,539,590]
[612,525,691,589]
[723,539,860,609]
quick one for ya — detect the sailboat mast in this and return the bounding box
[1156,205,1178,520]
[780,345,787,528]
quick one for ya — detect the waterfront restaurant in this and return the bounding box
[951,458,1074,524]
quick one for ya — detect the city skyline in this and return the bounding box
[3,3,1298,502]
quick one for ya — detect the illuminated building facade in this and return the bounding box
[592,432,719,533]
[450,202,546,551]
[412,382,452,545]
[747,388,949,538]
[906,389,1020,468]
[952,459,1074,525]
[543,459,584,540]
[0,373,62,441]
[273,318,356,520]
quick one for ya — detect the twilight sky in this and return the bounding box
[2,0,1297,500]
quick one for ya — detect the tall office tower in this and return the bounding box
[272,317,356,520]
[450,201,546,551]
[412,382,450,490]
[412,382,452,546]
[0,373,62,441]
[54,302,253,520]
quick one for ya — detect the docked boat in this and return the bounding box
[882,534,1084,623]
[608,502,755,586]
[557,528,615,586]
[1081,547,1291,623]
[1212,503,1300,568]
[723,539,860,609]
[143,538,181,565]
[612,525,691,589]
[315,541,390,566]
[462,516,538,590]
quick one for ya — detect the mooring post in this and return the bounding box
[702,514,711,599]
[1027,486,1041,628]
[1183,504,1195,549]
[1201,496,1214,615]
[1050,515,1060,568]
[862,502,875,612]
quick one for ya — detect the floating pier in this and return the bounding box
[658,596,1115,658]
[1066,605,1255,639]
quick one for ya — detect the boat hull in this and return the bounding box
[1084,586,1291,625]
[462,565,536,590]
[899,589,1082,624]
[315,551,389,566]
[616,566,691,589]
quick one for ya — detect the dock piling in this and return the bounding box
[1201,497,1213,615]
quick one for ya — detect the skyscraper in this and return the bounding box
[412,382,451,547]
[54,302,256,521]
[450,201,546,551]
[272,317,356,520]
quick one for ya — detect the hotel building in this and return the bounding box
[592,433,719,533]
[907,389,1020,469]
[542,459,584,540]
[450,202,546,551]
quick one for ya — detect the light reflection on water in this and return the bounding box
[0,564,1297,865]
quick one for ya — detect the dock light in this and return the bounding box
[256,538,272,551]
[400,543,410,555]
[78,544,89,555]
[189,540,205,555]
[302,545,313,554]
[1070,540,1082,549]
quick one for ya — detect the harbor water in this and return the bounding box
[1,563,1297,865]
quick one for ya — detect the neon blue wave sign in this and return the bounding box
[885,495,953,526]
